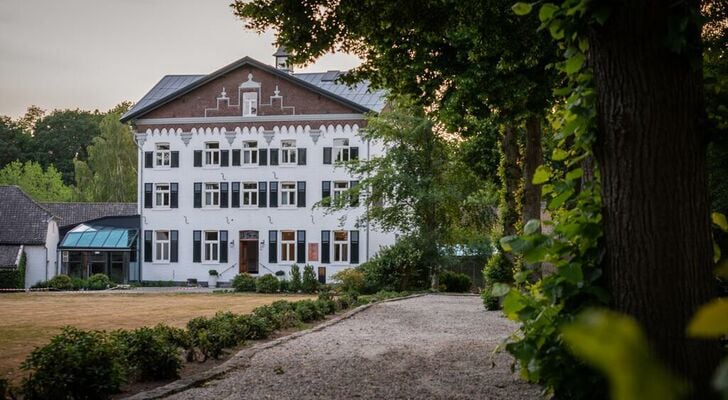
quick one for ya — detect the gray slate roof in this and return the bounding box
[41,202,137,229]
[0,186,54,245]
[0,245,22,269]
[122,56,386,121]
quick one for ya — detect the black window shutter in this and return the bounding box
[193,183,202,208]
[297,148,307,165]
[220,150,229,167]
[349,180,359,207]
[297,181,306,208]
[220,182,229,208]
[170,183,179,208]
[270,149,279,165]
[232,149,241,166]
[145,151,153,168]
[259,149,268,165]
[193,231,201,263]
[323,147,332,164]
[269,230,278,264]
[321,231,330,264]
[269,182,278,208]
[322,181,331,201]
[171,151,179,168]
[144,230,152,262]
[350,230,360,264]
[351,147,359,160]
[297,230,306,264]
[231,182,240,208]
[193,150,202,167]
[219,230,228,263]
[144,183,153,208]
[170,230,179,263]
[258,182,267,208]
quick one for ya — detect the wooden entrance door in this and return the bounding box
[239,240,259,274]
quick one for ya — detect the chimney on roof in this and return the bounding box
[273,46,292,73]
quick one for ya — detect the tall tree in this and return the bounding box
[0,117,31,168]
[0,161,73,202]
[73,112,137,202]
[32,109,103,185]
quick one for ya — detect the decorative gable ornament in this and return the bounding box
[239,73,261,89]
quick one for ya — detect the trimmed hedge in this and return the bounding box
[232,273,256,292]
[255,274,280,293]
[438,270,472,292]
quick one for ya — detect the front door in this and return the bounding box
[239,240,259,274]
[318,266,327,284]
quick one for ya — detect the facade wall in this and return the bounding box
[137,123,394,283]
[24,245,48,288]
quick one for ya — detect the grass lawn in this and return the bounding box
[0,291,314,383]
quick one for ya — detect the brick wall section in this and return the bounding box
[142,66,358,120]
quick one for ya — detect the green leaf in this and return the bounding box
[565,53,586,74]
[524,246,548,264]
[533,165,551,184]
[552,148,568,161]
[500,235,517,252]
[512,2,533,15]
[538,3,559,21]
[524,219,541,235]
[560,263,583,284]
[549,21,565,39]
[548,188,575,209]
[715,258,728,279]
[687,298,728,338]
[562,309,686,400]
[565,168,583,181]
[490,282,511,297]
[502,290,526,320]
[712,212,728,232]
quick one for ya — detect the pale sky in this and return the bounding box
[0,0,361,118]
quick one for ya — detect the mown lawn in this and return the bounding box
[0,291,314,383]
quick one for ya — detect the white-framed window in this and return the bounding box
[242,182,258,206]
[333,181,348,202]
[281,140,297,165]
[155,143,171,167]
[154,230,170,262]
[334,231,349,262]
[242,141,258,165]
[205,142,220,166]
[204,183,220,207]
[154,183,170,208]
[281,182,296,207]
[281,231,296,262]
[243,92,258,116]
[204,231,219,262]
[334,138,350,162]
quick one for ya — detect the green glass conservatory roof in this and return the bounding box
[60,224,137,249]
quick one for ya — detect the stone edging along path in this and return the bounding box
[124,293,428,400]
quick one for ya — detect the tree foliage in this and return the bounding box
[73,111,137,202]
[0,161,73,202]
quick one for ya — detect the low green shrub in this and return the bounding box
[0,269,22,289]
[289,264,302,292]
[337,292,358,310]
[113,326,181,381]
[358,236,429,293]
[71,277,87,290]
[315,298,336,315]
[21,327,125,400]
[331,268,364,293]
[48,274,73,291]
[438,270,472,292]
[187,312,242,360]
[231,273,256,292]
[294,299,324,322]
[88,273,112,290]
[252,304,283,330]
[279,278,290,292]
[256,274,280,293]
[237,314,272,340]
[482,253,513,310]
[302,265,319,293]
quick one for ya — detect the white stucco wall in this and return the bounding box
[23,219,59,288]
[138,123,396,283]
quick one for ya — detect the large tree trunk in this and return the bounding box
[500,124,521,237]
[589,1,719,396]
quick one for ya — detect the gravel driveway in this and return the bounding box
[168,294,540,399]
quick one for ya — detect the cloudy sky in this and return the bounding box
[0,0,360,118]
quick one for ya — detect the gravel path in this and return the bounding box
[168,294,540,399]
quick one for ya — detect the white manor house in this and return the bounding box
[120,51,395,285]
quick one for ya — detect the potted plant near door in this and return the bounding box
[208,269,219,288]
